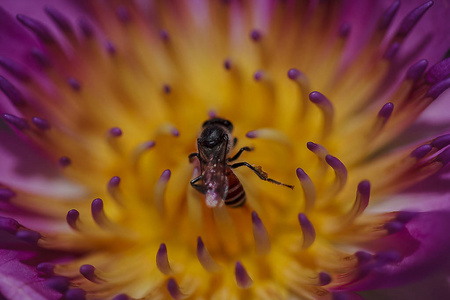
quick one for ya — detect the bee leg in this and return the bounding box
[229,162,294,189]
[227,147,254,162]
[188,152,199,163]
[190,175,207,194]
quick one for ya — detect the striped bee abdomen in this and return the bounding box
[224,167,246,207]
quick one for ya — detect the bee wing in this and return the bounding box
[205,174,228,207]
[204,137,229,207]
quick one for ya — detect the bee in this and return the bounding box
[188,118,294,208]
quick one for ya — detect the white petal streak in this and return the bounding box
[0,131,86,198]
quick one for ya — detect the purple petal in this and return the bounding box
[0,0,90,56]
[0,6,36,59]
[394,0,450,65]
[426,58,450,85]
[335,211,450,291]
[359,269,450,299]
[0,250,61,300]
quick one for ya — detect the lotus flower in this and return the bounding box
[0,0,449,299]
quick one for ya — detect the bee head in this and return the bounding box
[198,126,227,148]
[202,118,233,132]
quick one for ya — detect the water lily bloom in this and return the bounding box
[1,0,450,299]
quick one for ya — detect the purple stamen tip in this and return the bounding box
[385,220,404,234]
[309,91,328,104]
[113,294,130,300]
[298,213,316,246]
[0,216,19,234]
[65,288,87,300]
[116,5,131,23]
[208,110,217,119]
[31,48,51,68]
[355,251,372,264]
[80,264,97,282]
[325,155,344,170]
[426,78,450,99]
[44,6,73,34]
[338,23,351,38]
[396,211,418,223]
[197,236,205,251]
[0,76,26,106]
[383,42,400,60]
[91,198,104,215]
[357,180,371,196]
[235,261,252,288]
[375,250,402,264]
[171,127,180,137]
[2,113,29,130]
[251,211,262,227]
[298,213,310,226]
[161,169,172,181]
[59,156,72,167]
[144,140,156,149]
[250,29,262,42]
[254,70,264,81]
[410,144,432,159]
[68,78,81,91]
[37,262,55,276]
[158,243,167,255]
[296,168,308,180]
[160,30,170,41]
[431,134,450,149]
[45,276,70,293]
[436,147,450,165]
[105,41,117,55]
[163,84,171,94]
[406,59,428,81]
[66,209,79,229]
[32,117,51,131]
[156,242,172,275]
[224,59,232,70]
[246,130,258,138]
[378,102,394,119]
[108,176,121,188]
[397,1,433,38]
[378,0,400,30]
[0,188,16,201]
[287,68,302,80]
[109,127,123,137]
[319,271,332,286]
[167,278,181,299]
[16,14,55,44]
[78,18,94,38]
[16,230,41,244]
[0,56,31,81]
[306,141,319,151]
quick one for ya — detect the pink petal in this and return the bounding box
[0,249,61,300]
[336,211,450,291]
